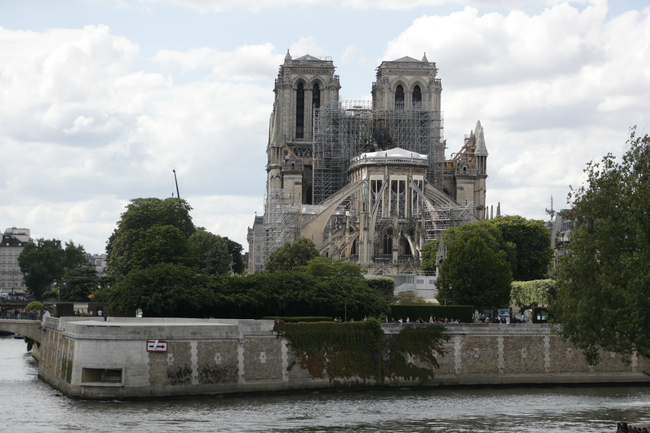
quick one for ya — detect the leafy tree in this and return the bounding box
[365,276,395,302]
[131,225,194,271]
[204,237,231,275]
[421,221,517,276]
[551,129,650,365]
[187,229,244,275]
[438,237,512,311]
[106,197,195,280]
[489,215,553,281]
[264,237,320,272]
[18,239,88,300]
[510,279,556,312]
[224,237,245,274]
[60,267,99,302]
[395,292,427,305]
[188,228,221,270]
[109,263,217,317]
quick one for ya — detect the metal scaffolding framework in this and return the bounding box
[263,190,298,261]
[420,200,476,241]
[312,100,444,205]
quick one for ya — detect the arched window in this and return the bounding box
[312,83,320,109]
[413,85,422,108]
[296,83,304,139]
[383,229,393,255]
[395,85,404,110]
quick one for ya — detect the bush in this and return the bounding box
[263,316,333,323]
[390,305,473,323]
[25,301,45,312]
[365,277,395,301]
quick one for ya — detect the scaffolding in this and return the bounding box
[421,201,476,241]
[263,190,298,261]
[312,100,444,205]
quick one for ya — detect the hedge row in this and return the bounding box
[263,316,334,323]
[389,305,474,323]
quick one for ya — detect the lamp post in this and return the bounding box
[447,283,452,306]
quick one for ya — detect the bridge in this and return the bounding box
[0,319,42,342]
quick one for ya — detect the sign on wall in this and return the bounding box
[146,340,168,352]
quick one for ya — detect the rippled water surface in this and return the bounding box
[2,336,649,432]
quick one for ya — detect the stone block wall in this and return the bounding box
[36,319,650,399]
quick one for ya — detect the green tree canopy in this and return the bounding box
[264,237,320,272]
[551,129,650,365]
[109,263,217,317]
[18,239,87,300]
[131,225,195,271]
[204,237,231,275]
[489,215,553,281]
[438,237,512,311]
[421,221,516,275]
[106,198,195,280]
[60,267,99,302]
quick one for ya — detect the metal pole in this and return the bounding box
[173,169,180,199]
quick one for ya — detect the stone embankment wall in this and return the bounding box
[37,318,650,399]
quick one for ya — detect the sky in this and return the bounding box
[1,0,649,255]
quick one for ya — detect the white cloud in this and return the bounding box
[131,0,585,12]
[0,25,275,252]
[381,0,650,220]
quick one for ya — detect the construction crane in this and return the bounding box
[173,169,180,199]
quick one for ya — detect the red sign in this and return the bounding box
[146,340,168,352]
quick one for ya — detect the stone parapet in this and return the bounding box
[34,318,650,400]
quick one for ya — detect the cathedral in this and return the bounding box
[248,52,488,277]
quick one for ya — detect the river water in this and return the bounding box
[1,336,649,433]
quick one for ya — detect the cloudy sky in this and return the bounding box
[1,0,648,254]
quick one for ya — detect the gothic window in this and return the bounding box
[395,85,404,110]
[296,83,305,139]
[312,83,320,109]
[390,180,406,218]
[413,85,422,108]
[383,229,393,254]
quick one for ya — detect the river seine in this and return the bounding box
[2,336,649,433]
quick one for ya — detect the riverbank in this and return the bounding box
[3,335,650,433]
[34,317,650,400]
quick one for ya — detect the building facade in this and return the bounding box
[0,227,33,293]
[248,53,488,281]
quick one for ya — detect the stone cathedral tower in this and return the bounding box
[266,51,341,206]
[249,52,489,275]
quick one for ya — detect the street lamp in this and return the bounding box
[447,283,452,306]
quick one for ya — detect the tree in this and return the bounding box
[109,263,217,317]
[130,225,195,271]
[264,238,320,272]
[18,239,87,300]
[106,197,195,281]
[224,237,245,274]
[488,215,553,281]
[421,221,517,276]
[60,267,99,302]
[204,237,231,275]
[551,129,650,365]
[438,237,512,311]
[395,292,427,305]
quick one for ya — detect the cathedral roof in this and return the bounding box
[361,147,428,161]
[294,54,322,61]
[391,56,422,62]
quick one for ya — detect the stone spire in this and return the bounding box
[284,49,292,63]
[474,120,488,157]
[422,52,428,63]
